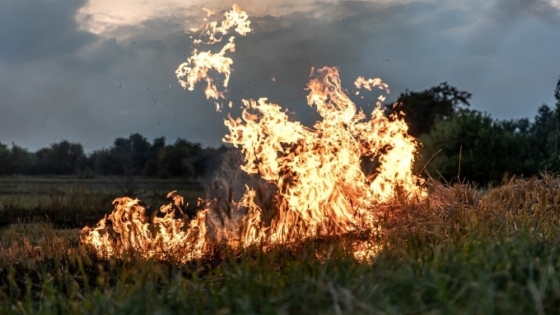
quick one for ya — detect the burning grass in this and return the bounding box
[1,176,560,313]
[81,5,427,263]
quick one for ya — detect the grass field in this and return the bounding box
[0,176,203,228]
[1,175,560,314]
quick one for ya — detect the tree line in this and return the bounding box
[1,76,559,185]
[388,76,560,185]
[0,134,228,179]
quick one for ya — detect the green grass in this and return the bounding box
[1,175,560,314]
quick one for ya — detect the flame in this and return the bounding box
[225,67,424,247]
[80,191,207,263]
[81,4,425,263]
[175,4,251,111]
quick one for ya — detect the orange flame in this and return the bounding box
[80,192,207,263]
[81,4,425,263]
[225,66,424,247]
[175,4,251,111]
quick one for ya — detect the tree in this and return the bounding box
[143,137,166,177]
[94,148,124,175]
[528,104,559,170]
[30,141,85,175]
[555,76,560,108]
[417,109,534,185]
[553,76,560,155]
[388,83,471,137]
[161,139,202,178]
[129,133,150,174]
[0,143,13,175]
[10,144,35,174]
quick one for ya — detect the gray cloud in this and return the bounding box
[0,0,96,64]
[460,0,559,56]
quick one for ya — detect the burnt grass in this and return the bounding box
[2,175,560,314]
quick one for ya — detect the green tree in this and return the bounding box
[161,139,202,178]
[417,109,533,185]
[555,76,560,108]
[0,143,13,175]
[143,137,166,177]
[129,133,151,175]
[528,104,558,170]
[31,141,84,175]
[94,148,124,175]
[389,83,471,137]
[10,144,35,174]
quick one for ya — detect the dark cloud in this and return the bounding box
[448,0,560,106]
[0,0,559,152]
[461,0,559,56]
[0,0,96,63]
[62,38,125,73]
[204,1,452,118]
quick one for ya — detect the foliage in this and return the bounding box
[416,109,538,185]
[400,76,560,185]
[0,134,228,179]
[387,82,471,137]
[0,144,35,176]
[30,141,84,175]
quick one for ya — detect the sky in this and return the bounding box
[0,0,559,152]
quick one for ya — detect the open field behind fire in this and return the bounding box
[0,176,203,229]
[1,175,560,314]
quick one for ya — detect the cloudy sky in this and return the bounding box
[1,0,559,152]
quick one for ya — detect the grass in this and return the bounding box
[0,176,203,228]
[1,175,560,314]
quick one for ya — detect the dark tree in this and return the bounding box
[161,139,202,178]
[143,136,166,177]
[555,76,560,107]
[417,109,533,185]
[94,149,125,175]
[0,143,13,175]
[10,144,35,174]
[30,141,84,175]
[529,104,558,170]
[388,82,471,137]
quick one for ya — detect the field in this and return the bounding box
[1,175,560,314]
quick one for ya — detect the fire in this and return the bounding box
[80,4,425,263]
[176,3,250,111]
[80,191,208,262]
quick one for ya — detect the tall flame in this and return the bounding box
[80,4,425,263]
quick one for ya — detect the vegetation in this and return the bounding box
[388,75,560,185]
[1,175,560,314]
[0,135,228,179]
[0,176,203,228]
